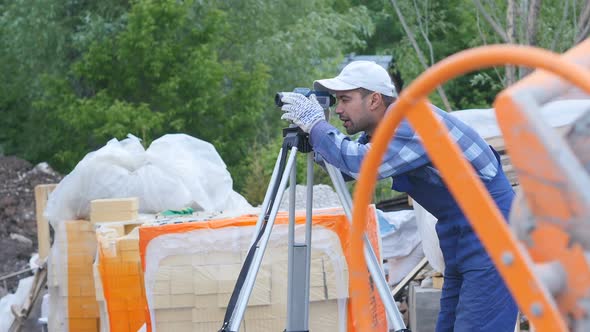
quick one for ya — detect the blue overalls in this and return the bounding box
[392,148,518,331]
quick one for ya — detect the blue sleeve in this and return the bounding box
[309,120,430,180]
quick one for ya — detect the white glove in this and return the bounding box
[280,92,325,133]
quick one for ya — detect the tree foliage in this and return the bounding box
[1,0,586,203]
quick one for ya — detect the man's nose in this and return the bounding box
[334,106,343,114]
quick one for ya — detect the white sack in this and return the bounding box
[377,209,421,259]
[413,202,445,273]
[0,277,34,332]
[45,134,251,226]
[452,99,590,139]
[146,134,248,212]
[386,242,425,285]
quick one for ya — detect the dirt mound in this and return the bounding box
[0,156,63,294]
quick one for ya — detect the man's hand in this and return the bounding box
[280,92,325,133]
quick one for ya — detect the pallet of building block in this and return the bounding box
[90,197,139,223]
[152,258,193,312]
[242,286,340,332]
[309,299,341,331]
[141,207,385,332]
[238,294,287,332]
[239,299,340,332]
[324,255,349,301]
[149,249,252,331]
[268,248,328,305]
[159,262,194,299]
[152,257,196,332]
[95,225,147,332]
[216,263,271,308]
[193,307,245,332]
[49,222,69,289]
[95,219,146,238]
[64,220,100,332]
[267,230,347,304]
[47,221,68,332]
[109,231,145,331]
[68,318,100,332]
[242,231,343,331]
[92,261,110,332]
[117,236,141,263]
[154,307,194,332]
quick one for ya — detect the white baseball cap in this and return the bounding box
[313,60,398,97]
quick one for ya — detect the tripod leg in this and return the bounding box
[249,148,284,247]
[324,162,409,331]
[286,153,315,331]
[286,153,299,329]
[228,146,299,332]
[304,153,314,323]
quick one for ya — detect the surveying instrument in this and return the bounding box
[218,90,410,332]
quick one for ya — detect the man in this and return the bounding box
[279,60,517,332]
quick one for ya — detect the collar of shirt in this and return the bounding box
[358,133,371,144]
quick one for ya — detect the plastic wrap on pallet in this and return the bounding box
[92,258,109,332]
[139,207,386,332]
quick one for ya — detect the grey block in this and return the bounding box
[409,284,441,332]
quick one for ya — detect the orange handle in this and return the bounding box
[350,43,590,331]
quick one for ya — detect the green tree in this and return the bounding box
[5,0,581,204]
[207,0,376,142]
[1,0,378,197]
[35,0,271,180]
[0,0,130,160]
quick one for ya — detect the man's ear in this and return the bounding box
[369,92,383,111]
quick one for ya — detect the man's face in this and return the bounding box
[334,90,375,135]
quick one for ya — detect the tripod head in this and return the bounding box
[282,126,313,153]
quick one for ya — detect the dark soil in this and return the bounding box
[0,156,62,295]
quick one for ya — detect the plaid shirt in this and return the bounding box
[309,104,498,185]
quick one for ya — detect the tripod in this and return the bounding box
[219,125,409,332]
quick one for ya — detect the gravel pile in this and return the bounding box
[278,184,343,211]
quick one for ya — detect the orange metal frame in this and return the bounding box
[350,42,590,331]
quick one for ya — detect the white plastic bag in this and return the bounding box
[413,202,445,273]
[386,242,425,285]
[45,134,251,226]
[0,277,34,332]
[377,209,421,259]
[452,99,590,140]
[146,134,251,212]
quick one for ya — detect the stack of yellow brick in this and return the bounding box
[152,251,271,331]
[46,203,383,331]
[144,221,347,332]
[253,238,344,331]
[95,225,147,332]
[91,198,139,223]
[46,197,145,332]
[88,196,146,331]
[63,220,100,332]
